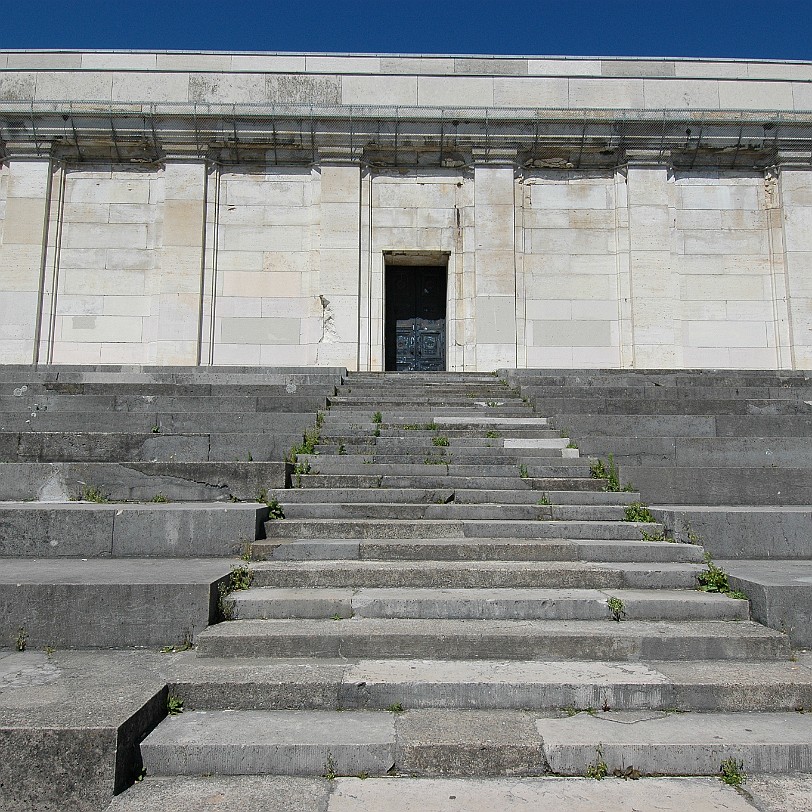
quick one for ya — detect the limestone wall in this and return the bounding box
[2,51,812,111]
[0,51,810,370]
[0,158,808,370]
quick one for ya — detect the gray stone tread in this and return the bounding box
[196,617,788,660]
[230,586,748,621]
[539,710,812,775]
[105,775,768,812]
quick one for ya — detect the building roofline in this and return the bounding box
[0,48,811,66]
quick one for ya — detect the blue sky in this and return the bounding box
[3,0,811,60]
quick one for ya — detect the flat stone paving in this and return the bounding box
[104,775,792,811]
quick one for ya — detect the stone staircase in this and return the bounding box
[120,372,812,808]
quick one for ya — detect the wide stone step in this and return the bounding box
[226,587,748,622]
[196,618,788,660]
[263,518,655,540]
[314,445,573,458]
[0,430,300,463]
[320,420,561,442]
[276,503,632,522]
[539,711,812,775]
[247,560,702,589]
[294,460,593,477]
[256,538,704,564]
[0,501,266,557]
[0,557,230,648]
[0,461,285,501]
[306,453,576,466]
[273,488,640,506]
[162,656,812,713]
[141,709,395,777]
[297,474,606,491]
[103,774,808,811]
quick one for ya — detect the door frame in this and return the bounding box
[382,251,451,372]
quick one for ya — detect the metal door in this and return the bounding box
[385,266,446,372]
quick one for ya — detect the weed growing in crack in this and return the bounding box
[624,502,656,523]
[697,553,748,600]
[15,628,28,652]
[585,747,608,780]
[372,411,383,424]
[218,565,254,620]
[519,464,529,479]
[167,695,184,716]
[719,757,746,786]
[432,436,450,447]
[590,454,633,493]
[606,596,627,622]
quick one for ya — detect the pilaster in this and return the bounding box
[624,149,679,368]
[472,148,518,370]
[774,151,812,368]
[316,147,363,369]
[0,154,57,363]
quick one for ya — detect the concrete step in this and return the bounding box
[0,411,315,435]
[103,774,804,811]
[263,518,657,540]
[0,430,300,463]
[195,618,788,660]
[275,503,633,522]
[0,558,231,648]
[305,453,578,466]
[141,709,396,776]
[226,587,748,622]
[0,501,266,558]
[246,560,702,589]
[256,538,704,564]
[314,445,574,459]
[273,488,640,506]
[139,708,812,779]
[297,475,606,491]
[539,710,812,776]
[294,459,593,477]
[0,460,285,501]
[162,655,812,713]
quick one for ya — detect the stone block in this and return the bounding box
[492,77,568,107]
[531,320,612,348]
[418,76,494,106]
[718,79,795,110]
[528,58,602,75]
[643,78,720,109]
[35,71,113,102]
[476,297,516,344]
[220,317,301,345]
[267,74,341,104]
[568,77,645,108]
[111,72,190,103]
[341,75,417,105]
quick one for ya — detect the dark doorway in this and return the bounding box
[385,265,447,371]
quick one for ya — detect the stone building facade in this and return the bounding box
[0,51,810,370]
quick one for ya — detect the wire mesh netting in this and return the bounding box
[1,101,811,169]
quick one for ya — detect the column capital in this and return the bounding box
[774,149,812,169]
[317,145,363,165]
[624,148,671,167]
[1,140,56,161]
[471,147,518,166]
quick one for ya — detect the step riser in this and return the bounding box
[264,520,655,540]
[297,476,606,491]
[196,632,785,661]
[170,679,812,714]
[229,597,747,622]
[249,570,700,590]
[278,506,632,521]
[255,540,702,564]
